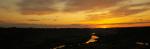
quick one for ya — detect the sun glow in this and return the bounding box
[96,25,111,28]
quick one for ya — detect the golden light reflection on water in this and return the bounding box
[85,33,99,44]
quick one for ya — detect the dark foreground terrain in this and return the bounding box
[0,27,150,49]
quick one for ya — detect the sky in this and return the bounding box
[0,0,150,28]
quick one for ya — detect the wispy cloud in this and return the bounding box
[18,0,123,15]
[27,19,41,22]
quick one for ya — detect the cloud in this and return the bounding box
[112,3,150,16]
[0,23,91,28]
[64,0,123,12]
[111,7,149,16]
[129,2,150,6]
[122,0,150,5]
[84,1,150,21]
[18,0,123,15]
[0,6,9,10]
[98,22,150,25]
[86,5,149,21]
[46,24,91,28]
[18,0,56,15]
[0,20,13,24]
[28,19,41,21]
[0,20,5,24]
[86,13,111,21]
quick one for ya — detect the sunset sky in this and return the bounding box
[0,0,150,28]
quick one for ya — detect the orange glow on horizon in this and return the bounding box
[89,23,150,28]
[97,25,111,28]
